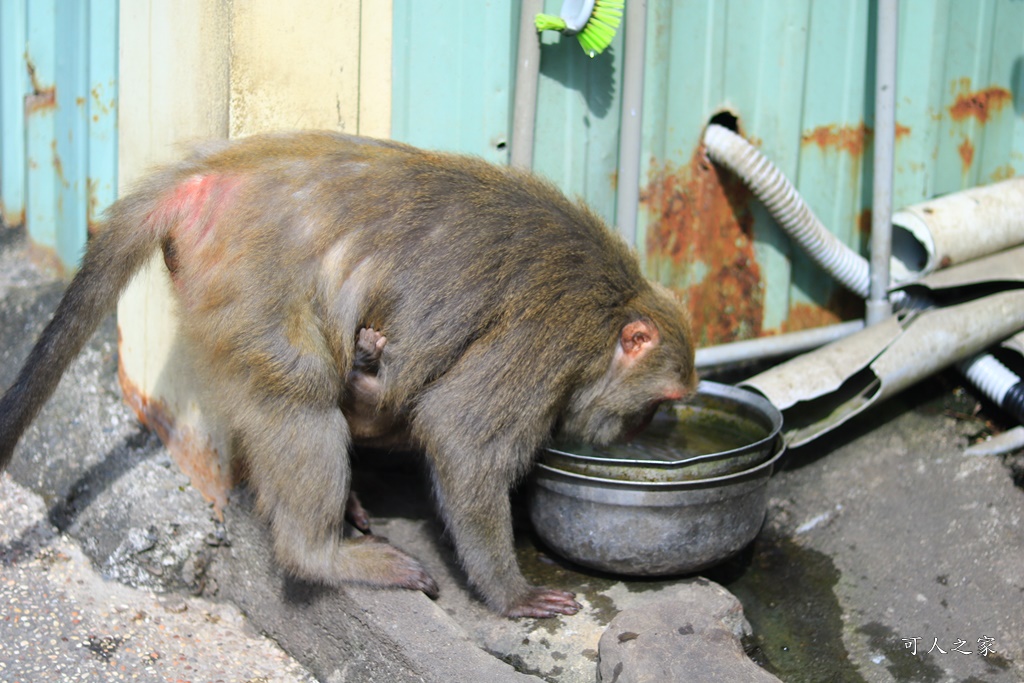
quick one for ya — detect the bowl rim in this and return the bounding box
[545,380,783,468]
[535,435,787,489]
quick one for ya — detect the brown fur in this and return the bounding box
[0,132,696,617]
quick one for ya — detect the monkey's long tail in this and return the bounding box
[0,195,166,470]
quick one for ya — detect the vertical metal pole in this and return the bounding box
[867,0,898,325]
[616,0,647,248]
[510,0,543,169]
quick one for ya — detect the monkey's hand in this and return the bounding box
[505,588,581,619]
[353,327,387,373]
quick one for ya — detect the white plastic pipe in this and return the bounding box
[891,179,1024,280]
[703,124,871,298]
[958,353,1024,424]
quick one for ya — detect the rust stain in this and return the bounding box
[779,303,843,334]
[86,177,106,236]
[87,178,99,233]
[51,140,67,184]
[24,55,56,115]
[949,80,1012,123]
[857,208,872,238]
[26,239,68,279]
[802,123,871,156]
[24,87,55,115]
[991,164,1016,182]
[641,145,763,346]
[778,294,862,334]
[117,343,232,518]
[89,82,116,120]
[802,122,910,156]
[958,137,975,171]
[1,202,26,229]
[24,53,44,92]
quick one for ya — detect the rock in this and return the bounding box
[597,579,780,683]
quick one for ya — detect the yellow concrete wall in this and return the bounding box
[117,0,392,509]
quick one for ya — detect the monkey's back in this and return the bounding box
[151,131,654,411]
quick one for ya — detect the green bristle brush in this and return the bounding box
[535,0,624,58]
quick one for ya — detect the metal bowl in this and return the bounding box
[529,437,785,576]
[541,381,783,482]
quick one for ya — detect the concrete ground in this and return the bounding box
[1,224,1022,682]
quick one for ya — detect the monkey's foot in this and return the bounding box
[345,490,372,533]
[349,536,440,598]
[505,588,581,618]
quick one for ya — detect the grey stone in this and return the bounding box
[597,580,780,683]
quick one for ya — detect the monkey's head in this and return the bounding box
[560,292,697,446]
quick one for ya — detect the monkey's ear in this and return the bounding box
[617,318,660,366]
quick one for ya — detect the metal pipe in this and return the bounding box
[615,0,647,247]
[866,0,899,325]
[511,0,544,169]
[695,320,865,370]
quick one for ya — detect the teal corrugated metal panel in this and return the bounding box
[639,0,1024,346]
[390,1,1024,344]
[641,0,828,343]
[530,0,625,224]
[895,0,1024,205]
[391,0,625,225]
[87,0,118,232]
[25,0,60,258]
[392,0,517,166]
[0,0,28,228]
[54,0,89,271]
[0,0,117,273]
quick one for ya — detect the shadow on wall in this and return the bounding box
[539,42,617,118]
[1013,55,1024,116]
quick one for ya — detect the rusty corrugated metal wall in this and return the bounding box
[393,0,1024,347]
[636,0,1024,346]
[0,0,118,275]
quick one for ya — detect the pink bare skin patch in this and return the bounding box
[154,174,242,286]
[166,174,241,246]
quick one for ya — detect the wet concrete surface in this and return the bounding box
[719,383,1024,682]
[1,224,1023,681]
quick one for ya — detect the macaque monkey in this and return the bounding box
[0,132,697,618]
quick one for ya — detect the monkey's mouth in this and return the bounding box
[623,401,663,442]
